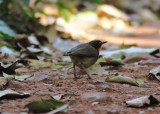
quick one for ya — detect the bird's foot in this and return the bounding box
[74,75,80,79]
[87,74,92,79]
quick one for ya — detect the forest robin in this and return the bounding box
[64,40,107,79]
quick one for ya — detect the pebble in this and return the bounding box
[122,84,130,87]
[148,107,153,110]
[98,84,110,89]
[38,75,50,81]
[87,109,95,114]
[107,110,119,114]
[139,111,144,114]
[91,102,99,106]
[81,92,107,100]
[81,84,95,89]
[157,87,160,90]
[81,92,112,102]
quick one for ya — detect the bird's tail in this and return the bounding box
[63,52,69,56]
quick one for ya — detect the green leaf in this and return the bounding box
[21,0,29,6]
[3,72,15,79]
[51,65,62,70]
[25,99,65,113]
[0,0,13,16]
[34,0,41,6]
[0,31,13,40]
[96,58,124,66]
[15,75,33,81]
[0,20,15,38]
[76,11,98,20]
[106,74,145,86]
[58,8,72,22]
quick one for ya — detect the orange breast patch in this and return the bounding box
[98,46,102,52]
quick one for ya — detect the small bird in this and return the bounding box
[64,40,107,79]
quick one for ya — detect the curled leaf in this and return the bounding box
[126,95,159,107]
[105,74,145,86]
[0,89,30,99]
[3,72,32,81]
[96,58,124,66]
[148,66,160,81]
[101,47,158,61]
[86,64,108,75]
[25,99,65,113]
[26,59,52,68]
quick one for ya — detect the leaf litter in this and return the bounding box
[0,39,160,113]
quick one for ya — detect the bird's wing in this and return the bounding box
[66,44,98,57]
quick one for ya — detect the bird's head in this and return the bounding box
[88,40,107,52]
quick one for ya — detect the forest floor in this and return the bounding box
[1,22,160,114]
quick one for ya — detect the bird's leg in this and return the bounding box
[73,64,78,79]
[80,63,91,79]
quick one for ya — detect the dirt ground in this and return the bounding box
[1,24,160,114]
[0,55,160,114]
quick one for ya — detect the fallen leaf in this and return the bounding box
[3,72,32,81]
[86,64,108,75]
[96,58,124,66]
[101,47,158,61]
[51,65,62,70]
[46,104,68,114]
[27,47,42,53]
[3,72,14,79]
[28,34,39,45]
[0,77,8,89]
[0,60,26,75]
[15,75,33,81]
[0,20,15,37]
[148,66,160,81]
[61,56,71,62]
[25,99,65,113]
[26,59,52,68]
[97,4,129,21]
[44,25,57,44]
[0,89,30,99]
[0,46,19,57]
[41,46,53,55]
[15,67,29,74]
[105,74,145,86]
[126,95,159,107]
[52,94,65,101]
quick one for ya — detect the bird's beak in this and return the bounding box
[101,41,107,45]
